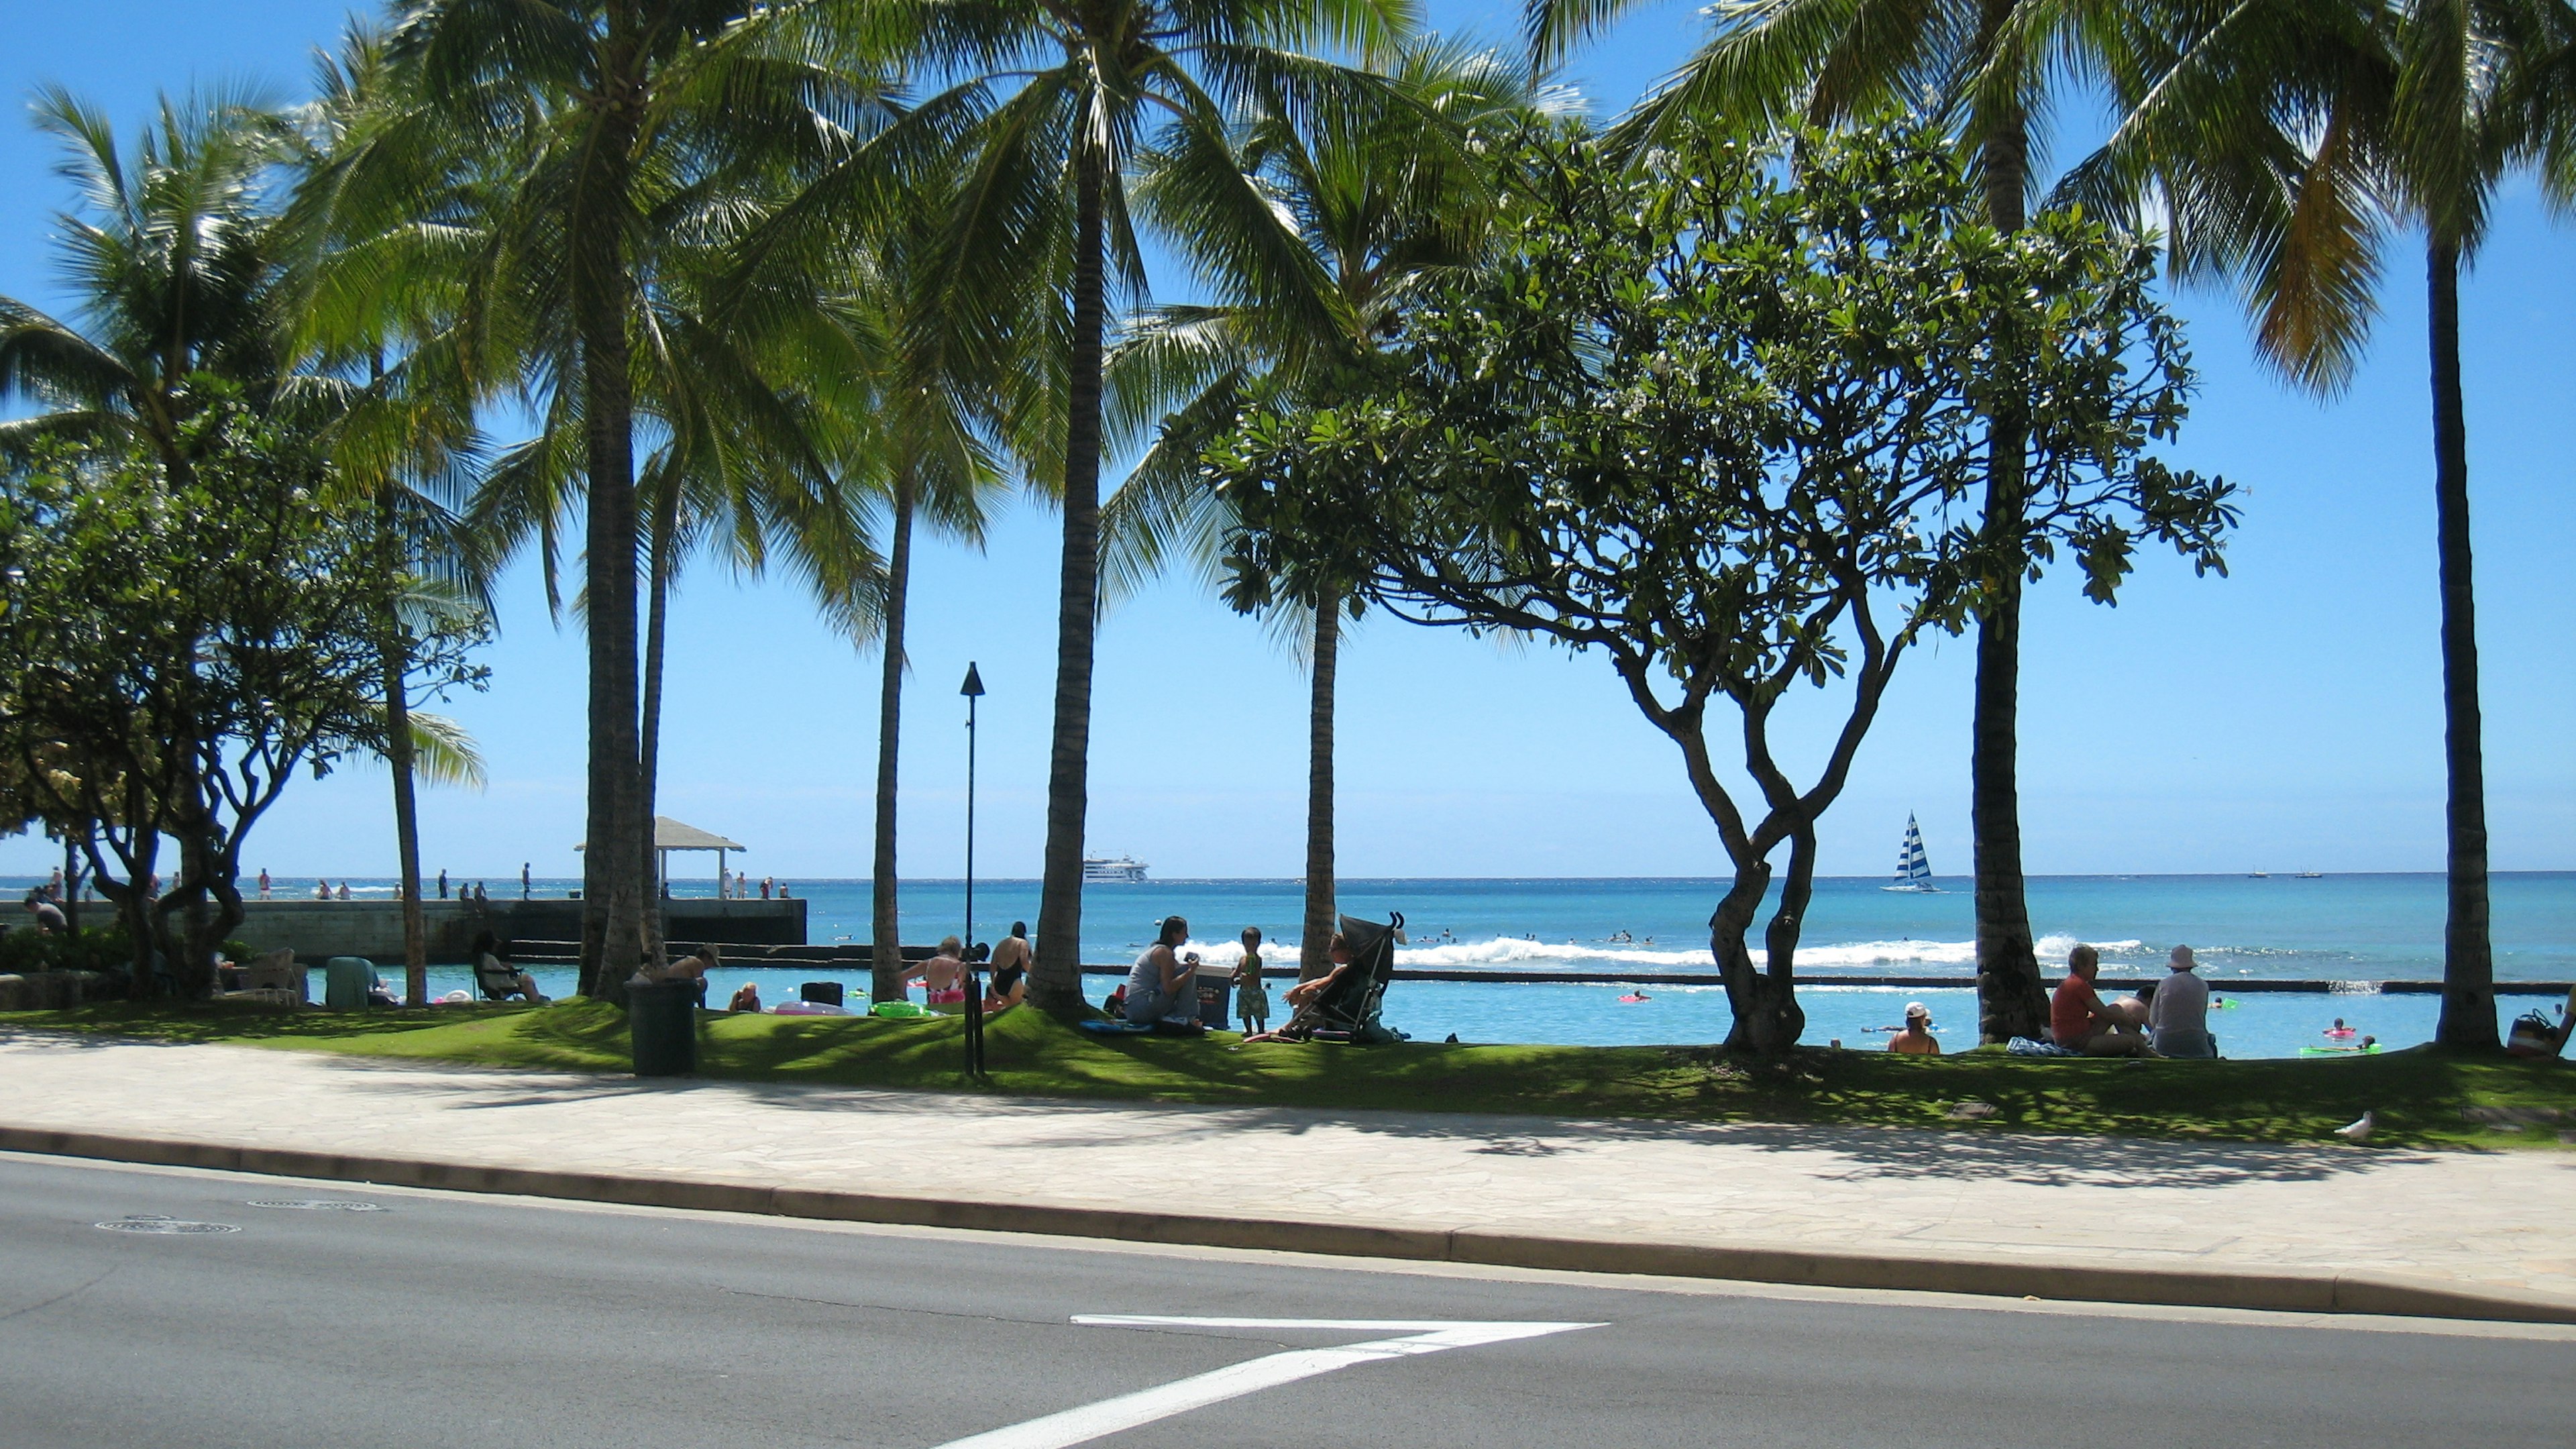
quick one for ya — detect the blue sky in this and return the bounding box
[1,1,2569,883]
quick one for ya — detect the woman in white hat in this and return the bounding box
[1887,1002,1941,1055]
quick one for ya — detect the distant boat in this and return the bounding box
[2296,870,2324,879]
[1883,815,1939,893]
[2249,869,2270,879]
[1083,855,1149,884]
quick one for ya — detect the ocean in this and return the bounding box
[21,872,2573,1059]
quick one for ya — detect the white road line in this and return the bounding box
[926,1317,1603,1449]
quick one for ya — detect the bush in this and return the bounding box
[0,922,137,977]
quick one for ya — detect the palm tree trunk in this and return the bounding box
[379,494,428,1007]
[1032,140,1108,1012]
[384,631,428,1005]
[1299,598,1339,981]
[872,473,916,1004]
[1967,53,2049,1042]
[574,37,645,1001]
[2426,237,2494,1048]
[635,472,678,971]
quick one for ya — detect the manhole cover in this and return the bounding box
[95,1216,240,1234]
[246,1200,389,1212]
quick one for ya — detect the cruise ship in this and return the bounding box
[1082,855,1148,883]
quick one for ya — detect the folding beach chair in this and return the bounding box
[1299,912,1405,1045]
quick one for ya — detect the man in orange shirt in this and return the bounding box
[2052,945,2151,1056]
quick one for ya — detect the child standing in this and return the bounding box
[1234,926,1271,1035]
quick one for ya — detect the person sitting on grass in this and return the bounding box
[1244,934,1358,1042]
[21,892,66,934]
[2051,945,2153,1057]
[1886,1002,1941,1055]
[2147,945,2214,1058]
[1122,916,1199,1028]
[983,924,1030,1014]
[633,943,718,1007]
[914,936,968,1012]
[472,931,547,1004]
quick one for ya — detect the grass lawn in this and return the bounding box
[6,1000,2572,1150]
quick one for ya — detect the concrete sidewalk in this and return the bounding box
[4,1030,2573,1322]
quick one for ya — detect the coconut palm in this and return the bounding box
[2072,0,2576,1047]
[815,0,1411,1008]
[816,197,1018,1005]
[0,85,284,478]
[281,25,498,1005]
[1522,0,2163,1043]
[1105,36,1549,977]
[322,1,896,994]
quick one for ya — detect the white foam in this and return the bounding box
[1154,934,1992,973]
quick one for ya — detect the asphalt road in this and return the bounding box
[1,1152,2567,1449]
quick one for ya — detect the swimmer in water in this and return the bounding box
[2324,1017,2356,1038]
[1618,989,1651,1003]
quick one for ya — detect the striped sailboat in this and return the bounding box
[1884,814,1939,893]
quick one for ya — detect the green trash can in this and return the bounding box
[629,980,699,1077]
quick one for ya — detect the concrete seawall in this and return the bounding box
[229,898,805,963]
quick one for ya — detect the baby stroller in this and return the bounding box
[1293,912,1407,1045]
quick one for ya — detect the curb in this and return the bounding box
[9,1123,2572,1328]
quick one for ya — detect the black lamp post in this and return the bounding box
[960,661,987,1079]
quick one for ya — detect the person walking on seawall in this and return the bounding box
[1886,1002,1940,1055]
[257,867,271,901]
[313,879,330,900]
[2052,945,2153,1056]
[521,863,531,900]
[759,875,773,900]
[437,868,449,900]
[2149,945,2215,1058]
[1124,916,1199,1027]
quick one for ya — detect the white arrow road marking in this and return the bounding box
[926,1317,1604,1449]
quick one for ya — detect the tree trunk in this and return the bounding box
[1710,860,1801,1055]
[1032,140,1108,1012]
[60,832,81,935]
[872,473,915,1004]
[574,44,645,1002]
[1299,599,1339,981]
[2426,238,2495,1048]
[1967,54,2049,1043]
[635,470,679,971]
[380,497,428,1007]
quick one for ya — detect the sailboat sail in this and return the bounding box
[1892,815,1934,889]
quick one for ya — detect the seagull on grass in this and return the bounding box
[2332,1111,2376,1144]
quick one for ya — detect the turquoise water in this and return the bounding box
[25,872,2571,1057]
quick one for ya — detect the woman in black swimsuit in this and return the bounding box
[983,921,1031,1012]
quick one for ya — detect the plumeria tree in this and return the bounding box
[1211,122,2235,1051]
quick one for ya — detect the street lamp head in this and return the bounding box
[960,661,985,698]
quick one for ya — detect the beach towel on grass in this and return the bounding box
[1077,1019,1156,1035]
[2006,1036,2079,1057]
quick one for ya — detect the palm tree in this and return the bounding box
[822,200,1016,1005]
[839,0,1409,1008]
[2075,0,2576,1047]
[330,1,892,994]
[0,85,283,480]
[282,26,497,1006]
[1106,37,1548,977]
[1523,0,2147,1042]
